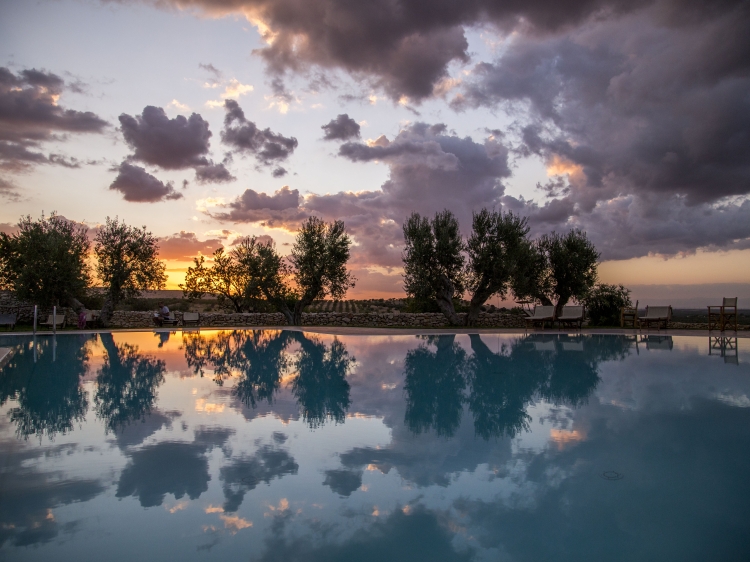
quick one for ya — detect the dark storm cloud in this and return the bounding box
[119,105,212,169]
[321,114,360,141]
[109,162,183,202]
[272,166,287,177]
[0,67,107,177]
[158,231,223,260]
[221,100,298,167]
[211,122,511,268]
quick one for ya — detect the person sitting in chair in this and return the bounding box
[153,303,169,327]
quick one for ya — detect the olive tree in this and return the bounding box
[465,209,529,326]
[236,217,355,325]
[0,213,90,308]
[94,217,166,327]
[402,210,464,324]
[513,229,599,317]
[182,242,264,312]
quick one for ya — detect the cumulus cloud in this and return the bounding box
[119,105,213,170]
[321,114,360,141]
[213,185,305,225]
[157,231,224,260]
[221,100,298,167]
[109,162,183,202]
[194,161,235,184]
[0,66,107,177]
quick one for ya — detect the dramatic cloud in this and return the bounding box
[0,67,107,183]
[157,231,224,260]
[109,162,183,202]
[221,100,298,166]
[321,114,360,141]
[212,122,511,268]
[140,0,659,103]
[119,105,212,170]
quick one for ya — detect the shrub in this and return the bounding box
[584,284,632,326]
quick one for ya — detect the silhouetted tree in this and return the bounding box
[238,218,355,325]
[465,209,529,326]
[95,217,166,327]
[0,213,90,307]
[583,283,632,326]
[402,211,464,324]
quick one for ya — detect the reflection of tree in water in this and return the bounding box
[403,335,469,438]
[94,333,166,433]
[291,333,355,428]
[0,335,93,440]
[405,334,630,441]
[182,330,354,426]
[182,330,292,408]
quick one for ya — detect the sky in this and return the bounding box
[0,0,748,301]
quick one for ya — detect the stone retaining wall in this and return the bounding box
[103,310,526,329]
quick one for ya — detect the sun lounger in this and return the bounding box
[557,305,584,329]
[708,297,738,332]
[525,305,555,329]
[639,305,672,330]
[39,314,65,329]
[0,313,16,331]
[183,312,200,327]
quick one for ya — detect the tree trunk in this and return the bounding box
[99,293,116,328]
[435,274,463,325]
[466,285,494,327]
[554,295,569,319]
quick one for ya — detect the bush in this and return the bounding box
[583,284,632,326]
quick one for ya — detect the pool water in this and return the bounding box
[0,330,748,561]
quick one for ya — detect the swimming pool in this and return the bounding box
[1,330,748,561]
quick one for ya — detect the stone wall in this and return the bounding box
[101,310,526,329]
[0,292,77,325]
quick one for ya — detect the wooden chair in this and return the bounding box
[708,297,738,332]
[39,314,65,330]
[639,306,672,330]
[620,300,638,328]
[183,312,200,327]
[162,312,179,327]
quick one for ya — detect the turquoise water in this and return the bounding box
[0,330,748,561]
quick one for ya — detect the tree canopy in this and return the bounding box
[402,210,464,324]
[95,217,166,327]
[0,213,90,307]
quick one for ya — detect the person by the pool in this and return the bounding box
[153,303,170,327]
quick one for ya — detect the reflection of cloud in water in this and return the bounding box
[0,439,105,547]
[220,442,299,512]
[323,469,363,497]
[114,409,181,450]
[116,426,234,507]
[255,504,472,562]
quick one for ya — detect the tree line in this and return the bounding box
[0,210,629,327]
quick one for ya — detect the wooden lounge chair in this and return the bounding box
[525,305,555,329]
[84,311,100,328]
[708,297,738,332]
[183,312,200,327]
[39,314,65,329]
[620,300,638,328]
[557,305,585,330]
[639,306,672,330]
[0,313,16,331]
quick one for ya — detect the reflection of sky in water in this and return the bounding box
[0,331,748,561]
